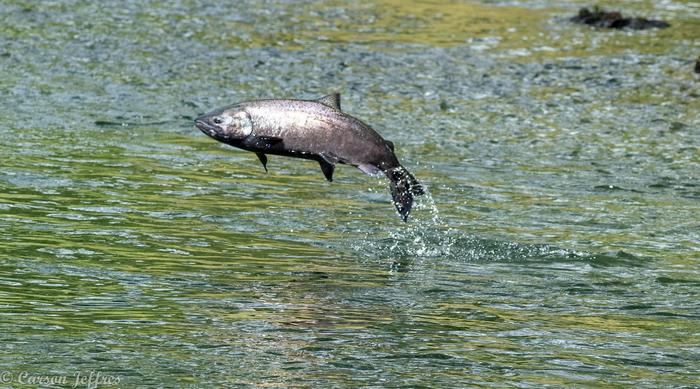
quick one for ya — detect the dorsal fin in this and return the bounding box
[316,93,341,110]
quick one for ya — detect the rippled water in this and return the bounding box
[1,0,699,387]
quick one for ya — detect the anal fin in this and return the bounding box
[256,152,268,172]
[358,163,381,176]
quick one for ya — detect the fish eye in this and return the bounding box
[213,117,223,124]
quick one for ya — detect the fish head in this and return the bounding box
[195,106,253,142]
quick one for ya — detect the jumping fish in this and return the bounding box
[194,93,424,221]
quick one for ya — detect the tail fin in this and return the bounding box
[386,166,425,222]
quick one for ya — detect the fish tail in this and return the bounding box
[386,166,425,222]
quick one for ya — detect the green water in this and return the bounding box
[1,0,699,387]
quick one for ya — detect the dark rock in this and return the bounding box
[571,7,670,30]
[695,58,700,74]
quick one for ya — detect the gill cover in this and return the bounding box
[228,110,253,137]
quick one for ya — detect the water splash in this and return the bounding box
[388,190,456,257]
[347,188,457,265]
[350,188,645,270]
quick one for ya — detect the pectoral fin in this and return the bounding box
[318,154,337,182]
[254,136,283,149]
[256,152,268,172]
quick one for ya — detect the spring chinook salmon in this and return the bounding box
[194,93,424,221]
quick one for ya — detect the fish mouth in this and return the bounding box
[194,118,219,138]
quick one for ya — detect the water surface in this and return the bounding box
[1,0,698,387]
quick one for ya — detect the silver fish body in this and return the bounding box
[195,93,424,221]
